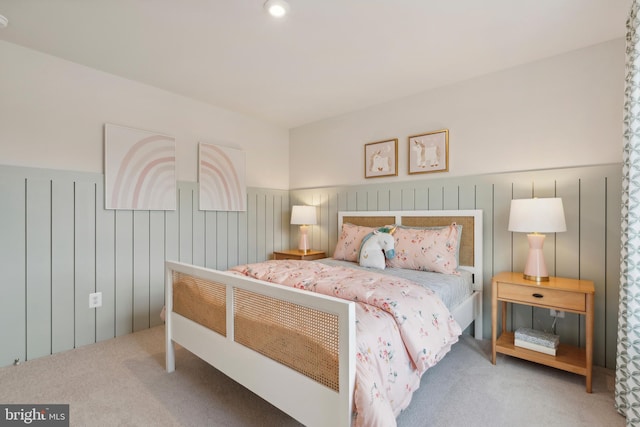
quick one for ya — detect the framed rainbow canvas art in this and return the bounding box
[198,143,246,211]
[104,123,176,210]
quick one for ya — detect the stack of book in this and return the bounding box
[514,327,559,356]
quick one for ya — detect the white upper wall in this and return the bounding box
[0,41,290,189]
[290,39,625,189]
[0,38,625,192]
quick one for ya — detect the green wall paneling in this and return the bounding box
[51,179,75,354]
[74,180,97,347]
[115,210,133,337]
[26,178,52,360]
[0,164,289,368]
[290,163,622,369]
[149,211,166,328]
[95,184,116,342]
[133,211,151,333]
[0,163,620,369]
[0,171,26,367]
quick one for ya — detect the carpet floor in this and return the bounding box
[0,326,625,426]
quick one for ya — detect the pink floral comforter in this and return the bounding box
[229,260,461,427]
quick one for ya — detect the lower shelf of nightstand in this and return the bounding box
[496,332,587,376]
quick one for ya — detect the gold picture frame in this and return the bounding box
[364,139,398,178]
[408,129,449,174]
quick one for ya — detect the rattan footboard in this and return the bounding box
[172,271,340,392]
[173,272,226,336]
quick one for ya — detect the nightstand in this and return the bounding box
[491,271,595,392]
[273,249,326,261]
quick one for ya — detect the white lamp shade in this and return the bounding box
[508,198,566,233]
[290,205,317,225]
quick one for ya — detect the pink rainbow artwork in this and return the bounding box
[199,143,246,211]
[104,124,176,210]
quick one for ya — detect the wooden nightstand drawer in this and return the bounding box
[275,253,303,260]
[497,282,586,312]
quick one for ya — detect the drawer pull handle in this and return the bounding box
[532,293,544,298]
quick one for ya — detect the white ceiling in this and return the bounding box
[0,0,631,129]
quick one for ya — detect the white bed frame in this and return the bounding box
[338,209,484,339]
[165,209,483,427]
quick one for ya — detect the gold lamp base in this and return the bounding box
[523,273,549,282]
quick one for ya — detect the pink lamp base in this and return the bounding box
[298,225,310,253]
[524,233,549,282]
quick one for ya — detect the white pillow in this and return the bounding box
[358,230,396,270]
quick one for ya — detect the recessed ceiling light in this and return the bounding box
[264,0,290,18]
[0,14,8,29]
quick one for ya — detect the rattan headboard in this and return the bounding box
[338,210,483,279]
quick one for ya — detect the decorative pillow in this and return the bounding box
[396,224,463,264]
[358,230,396,270]
[386,223,460,274]
[333,223,378,262]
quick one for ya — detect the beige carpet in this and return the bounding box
[0,326,625,426]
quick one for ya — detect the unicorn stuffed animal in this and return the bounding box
[358,228,396,270]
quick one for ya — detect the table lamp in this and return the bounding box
[508,197,566,282]
[290,205,317,253]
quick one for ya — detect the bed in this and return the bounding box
[165,209,483,426]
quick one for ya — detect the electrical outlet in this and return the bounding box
[550,309,565,318]
[89,292,102,308]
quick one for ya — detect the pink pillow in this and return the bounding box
[333,223,377,262]
[386,223,460,274]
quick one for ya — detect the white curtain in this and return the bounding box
[616,1,640,424]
